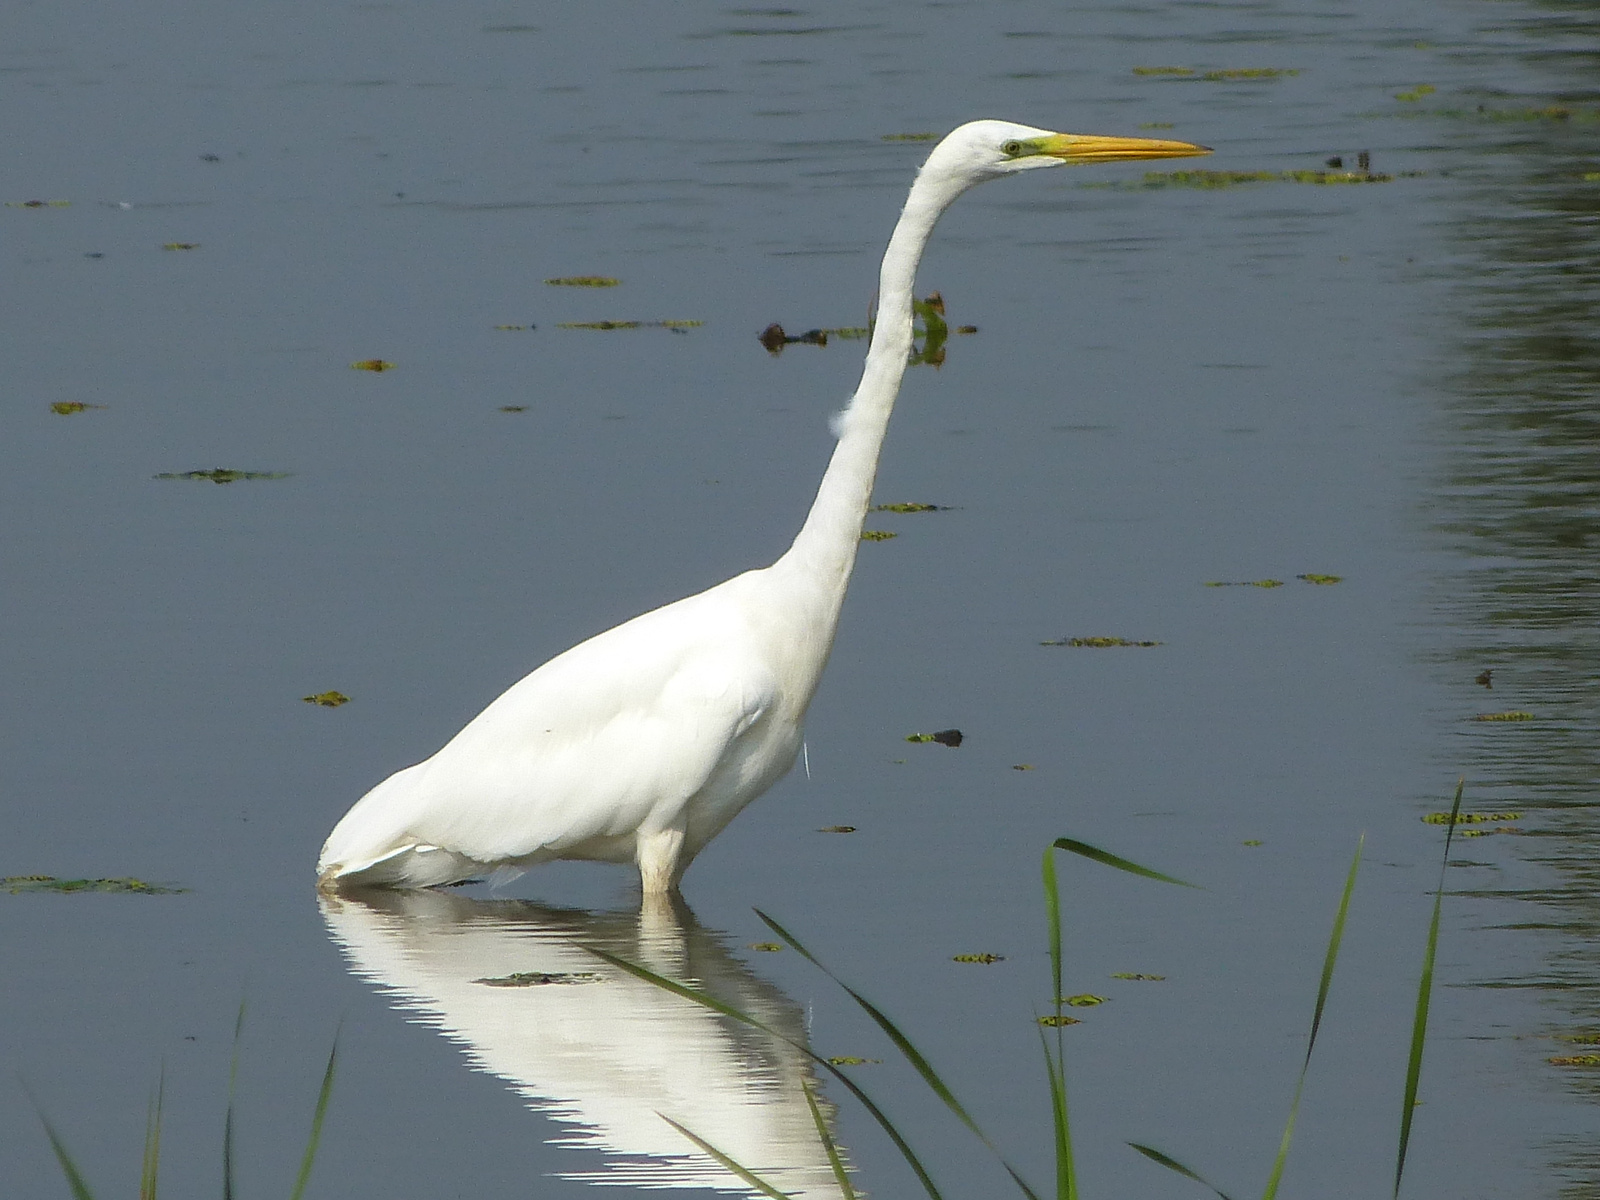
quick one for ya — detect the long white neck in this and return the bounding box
[772,160,971,612]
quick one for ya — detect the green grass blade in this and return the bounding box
[1128,1143,1238,1200]
[1036,1020,1074,1200]
[582,942,949,1200]
[34,1109,98,1200]
[140,1066,165,1200]
[753,910,1043,1200]
[224,1002,245,1200]
[657,1112,793,1200]
[1043,848,1064,1027]
[1261,835,1363,1200]
[1395,778,1464,1198]
[1048,838,1198,890]
[288,1034,339,1200]
[803,1081,858,1200]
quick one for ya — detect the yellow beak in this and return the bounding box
[1037,132,1212,163]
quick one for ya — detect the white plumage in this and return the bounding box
[318,119,1209,896]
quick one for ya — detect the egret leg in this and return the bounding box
[636,825,687,896]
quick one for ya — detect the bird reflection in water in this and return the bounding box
[320,889,846,1195]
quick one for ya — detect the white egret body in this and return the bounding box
[318,120,1209,895]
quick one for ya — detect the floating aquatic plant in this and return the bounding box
[906,729,963,746]
[350,358,394,372]
[1041,636,1161,648]
[545,276,620,287]
[1422,810,1518,825]
[1297,574,1342,585]
[154,468,292,484]
[1472,711,1534,722]
[558,319,702,330]
[871,502,947,513]
[4,875,185,895]
[1110,973,1165,981]
[50,402,106,415]
[860,530,897,541]
[818,825,857,834]
[302,691,350,708]
[883,132,940,142]
[953,954,1005,965]
[7,199,70,207]
[1205,578,1285,588]
[161,242,199,251]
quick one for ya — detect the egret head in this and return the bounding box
[925,119,1211,187]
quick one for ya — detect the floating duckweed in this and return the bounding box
[1132,66,1195,76]
[1473,711,1535,722]
[952,953,1005,964]
[1395,84,1436,102]
[6,199,71,207]
[544,276,620,287]
[1549,1055,1600,1067]
[1422,811,1520,825]
[1205,578,1285,588]
[826,1055,883,1065]
[748,942,783,952]
[1041,636,1162,648]
[1203,68,1298,80]
[4,876,185,895]
[154,468,292,483]
[475,971,602,986]
[1553,1033,1600,1045]
[906,729,963,747]
[558,319,702,331]
[1062,994,1107,1007]
[1243,839,1264,846]
[871,502,945,513]
[860,530,897,541]
[1110,972,1166,981]
[1038,1015,1081,1027]
[882,132,940,141]
[303,691,350,708]
[162,242,200,250]
[351,358,394,372]
[818,825,857,833]
[1298,573,1343,585]
[50,401,106,415]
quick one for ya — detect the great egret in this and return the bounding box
[318,120,1209,895]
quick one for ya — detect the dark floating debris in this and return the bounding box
[154,468,292,484]
[493,323,536,331]
[50,402,107,415]
[303,691,351,708]
[499,405,529,413]
[6,199,70,208]
[1012,764,1034,771]
[162,242,200,250]
[955,324,978,334]
[1475,669,1494,689]
[1041,636,1161,648]
[474,971,602,987]
[545,276,620,287]
[1110,972,1166,981]
[818,825,857,834]
[906,728,963,747]
[1472,711,1534,722]
[882,132,939,141]
[952,953,1005,964]
[200,153,222,162]
[351,358,395,372]
[3,875,185,895]
[759,323,830,353]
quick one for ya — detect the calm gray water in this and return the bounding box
[4,1,1596,1197]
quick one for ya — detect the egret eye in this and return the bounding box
[1002,140,1024,157]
